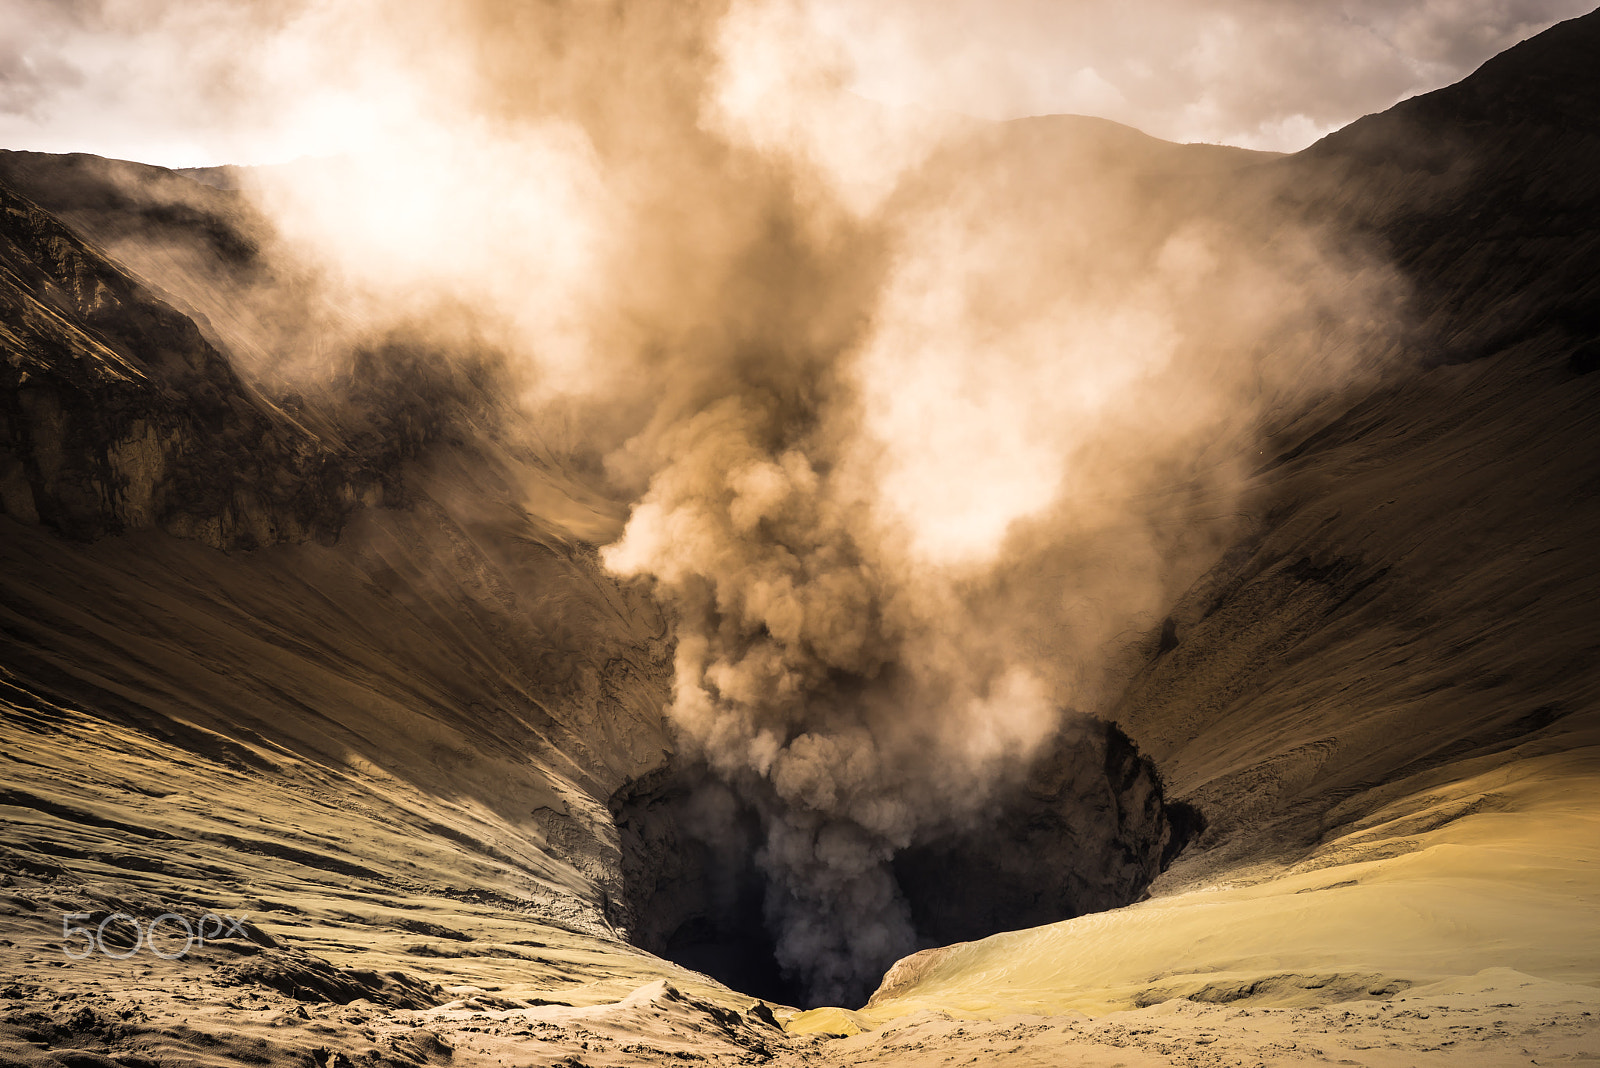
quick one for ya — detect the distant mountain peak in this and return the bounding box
[1308,6,1600,160]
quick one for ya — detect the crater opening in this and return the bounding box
[608,717,1203,1009]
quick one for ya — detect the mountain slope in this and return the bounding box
[0,174,377,546]
[856,5,1600,1032]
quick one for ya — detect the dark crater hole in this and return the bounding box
[607,717,1203,1009]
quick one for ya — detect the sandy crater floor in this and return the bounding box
[4,925,1599,1068]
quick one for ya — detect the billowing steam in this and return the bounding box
[11,0,1406,1004]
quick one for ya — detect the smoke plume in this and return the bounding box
[7,0,1411,1004]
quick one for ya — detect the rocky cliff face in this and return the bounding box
[890,721,1200,947]
[0,177,379,548]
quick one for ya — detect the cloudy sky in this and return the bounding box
[1,0,1593,167]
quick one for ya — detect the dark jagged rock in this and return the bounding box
[890,720,1192,947]
[0,177,381,548]
[608,716,1196,1007]
[0,150,262,271]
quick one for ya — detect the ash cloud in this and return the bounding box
[596,75,1403,1000]
[4,0,1425,1005]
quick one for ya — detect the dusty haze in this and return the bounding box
[3,0,1422,1004]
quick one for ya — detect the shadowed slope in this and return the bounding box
[857,7,1600,1027]
[0,174,377,546]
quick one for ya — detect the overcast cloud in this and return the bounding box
[0,0,1592,164]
